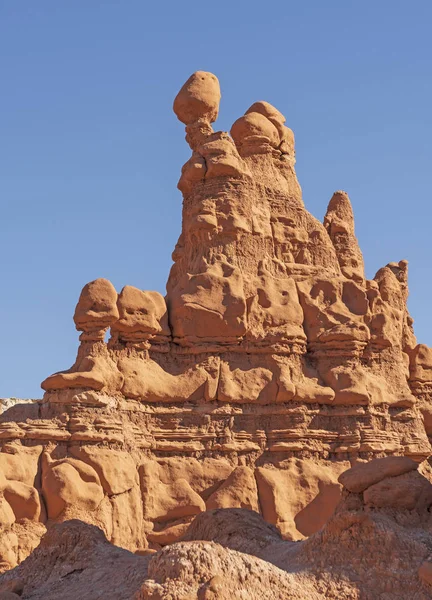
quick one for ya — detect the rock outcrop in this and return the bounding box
[3,458,432,599]
[1,71,432,571]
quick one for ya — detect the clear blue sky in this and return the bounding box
[1,1,431,398]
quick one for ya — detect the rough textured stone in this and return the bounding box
[2,470,432,598]
[339,456,418,493]
[173,71,221,125]
[0,399,37,415]
[363,470,432,510]
[205,467,259,512]
[419,561,432,586]
[255,459,348,540]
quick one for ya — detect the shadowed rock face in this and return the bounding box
[2,459,432,599]
[1,71,432,572]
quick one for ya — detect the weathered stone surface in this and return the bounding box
[139,460,205,523]
[256,459,348,540]
[70,447,137,496]
[73,278,119,336]
[111,286,170,342]
[419,561,432,586]
[41,452,104,520]
[173,71,221,125]
[324,190,365,283]
[363,470,432,510]
[0,399,37,416]
[205,467,259,512]
[3,468,432,599]
[339,456,418,493]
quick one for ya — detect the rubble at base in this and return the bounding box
[2,457,432,599]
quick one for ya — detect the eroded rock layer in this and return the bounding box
[1,71,432,570]
[3,458,432,599]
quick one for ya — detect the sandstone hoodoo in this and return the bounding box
[1,71,432,579]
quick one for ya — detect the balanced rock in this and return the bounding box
[173,71,221,125]
[73,278,119,339]
[111,286,169,341]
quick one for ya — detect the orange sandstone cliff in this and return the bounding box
[1,71,432,575]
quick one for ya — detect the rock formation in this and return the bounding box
[1,71,432,574]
